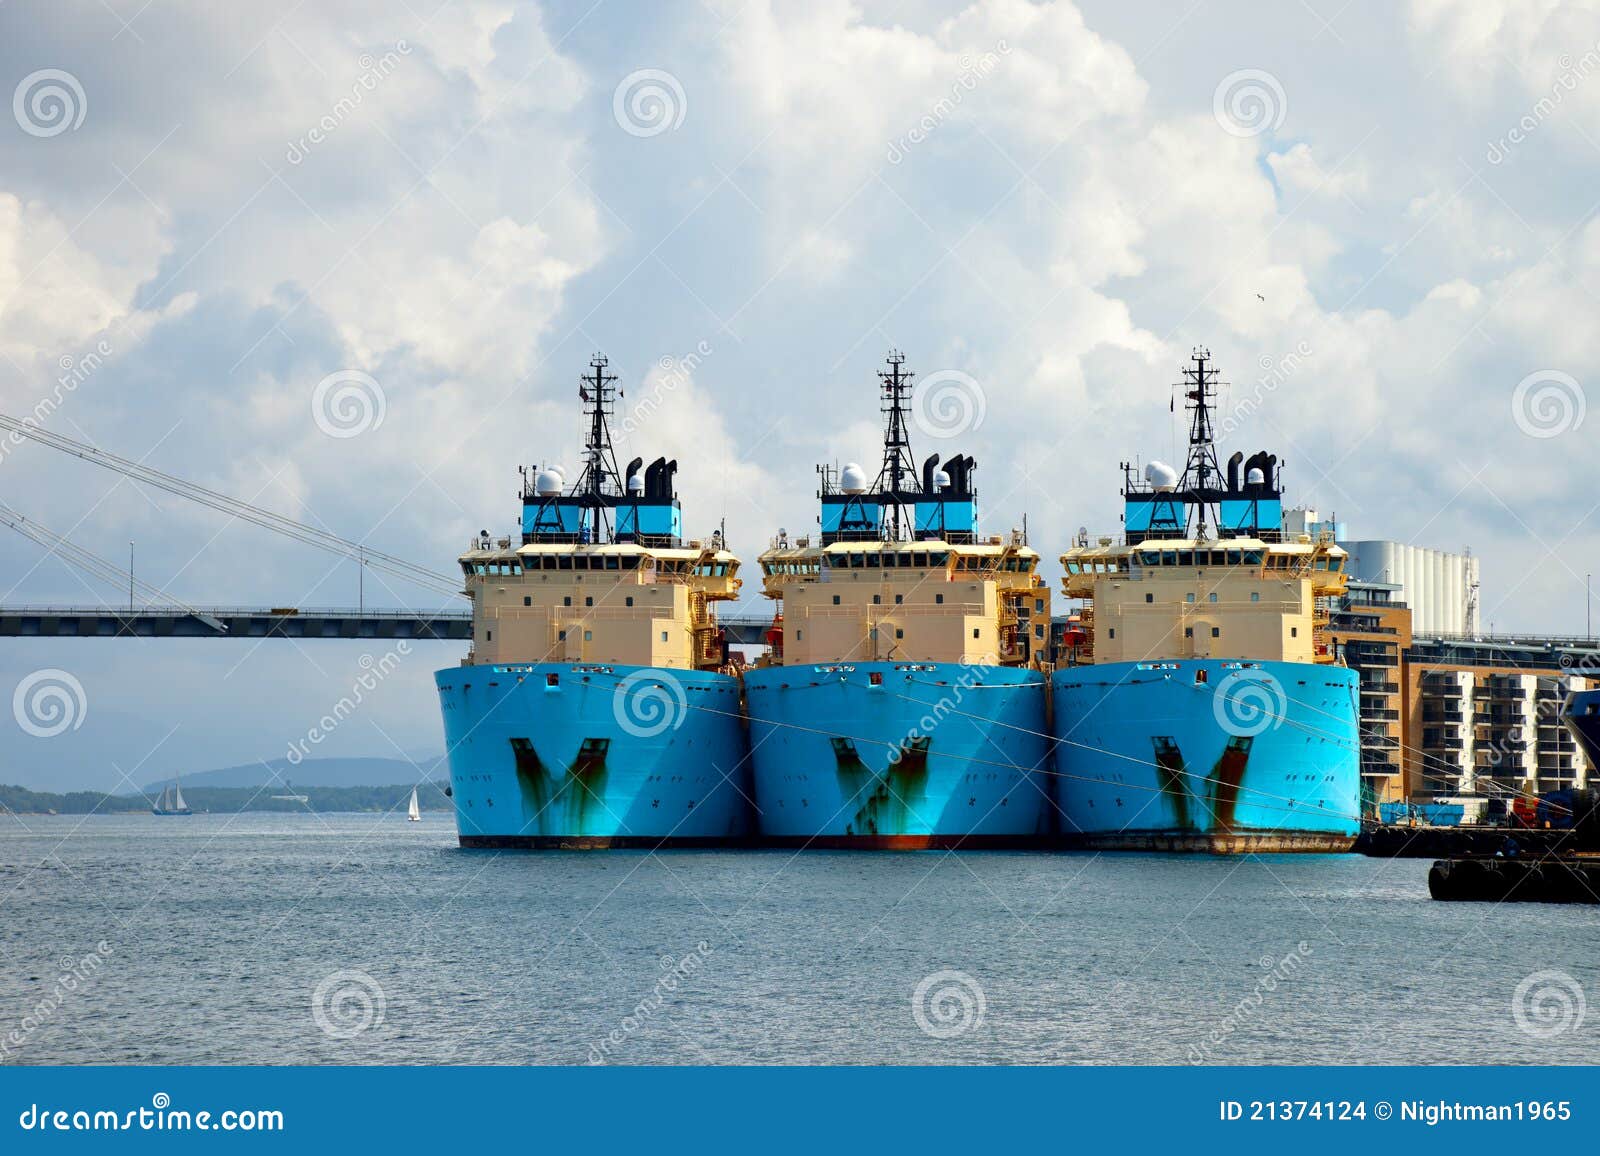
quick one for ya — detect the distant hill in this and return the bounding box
[140,755,446,795]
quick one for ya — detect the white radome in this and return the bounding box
[535,468,563,496]
[626,473,644,493]
[1145,460,1179,491]
[1246,466,1265,485]
[840,462,869,494]
[933,469,951,491]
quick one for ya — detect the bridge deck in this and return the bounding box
[0,605,776,644]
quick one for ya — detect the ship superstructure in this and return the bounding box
[1053,349,1360,852]
[743,353,1054,848]
[434,356,752,848]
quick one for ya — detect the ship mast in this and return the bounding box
[875,351,919,540]
[574,354,624,543]
[1176,348,1225,539]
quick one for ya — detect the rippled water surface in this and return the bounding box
[1,814,1596,1065]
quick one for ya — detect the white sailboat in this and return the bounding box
[152,773,192,816]
[407,787,421,822]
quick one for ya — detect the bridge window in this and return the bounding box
[1227,550,1242,566]
[865,553,880,567]
[605,556,620,570]
[1178,551,1193,566]
[626,597,634,607]
[523,596,531,607]
[1035,598,1044,613]
[1109,628,1115,639]
[1251,592,1260,602]
[1212,627,1220,638]
[585,596,593,607]
[563,596,572,606]
[558,556,572,570]
[1209,593,1218,603]
[584,630,593,641]
[872,595,881,604]
[1185,593,1195,603]
[882,553,897,568]
[1145,593,1154,603]
[936,594,944,604]
[1243,551,1264,566]
[832,595,841,605]
[1161,551,1178,566]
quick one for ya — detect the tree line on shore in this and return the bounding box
[0,781,450,815]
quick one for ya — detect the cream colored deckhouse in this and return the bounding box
[1060,533,1348,666]
[758,531,1050,667]
[459,539,741,670]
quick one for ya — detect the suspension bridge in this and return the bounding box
[0,412,775,645]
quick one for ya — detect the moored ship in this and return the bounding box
[743,353,1053,848]
[1561,687,1600,772]
[434,356,752,848]
[1053,349,1360,852]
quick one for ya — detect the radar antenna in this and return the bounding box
[573,354,624,541]
[874,351,919,539]
[1175,348,1227,539]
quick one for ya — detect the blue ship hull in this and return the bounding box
[1052,658,1360,852]
[434,662,752,848]
[743,662,1051,848]
[1561,687,1600,772]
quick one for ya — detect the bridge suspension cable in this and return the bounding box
[0,500,226,631]
[0,414,464,599]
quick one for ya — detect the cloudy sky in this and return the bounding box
[3,0,1598,789]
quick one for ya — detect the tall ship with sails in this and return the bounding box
[743,353,1053,848]
[1053,349,1360,852]
[434,356,751,848]
[151,774,191,816]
